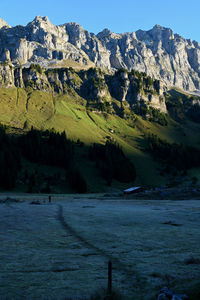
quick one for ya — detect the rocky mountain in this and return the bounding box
[0,16,200,91]
[0,18,10,29]
[0,63,166,115]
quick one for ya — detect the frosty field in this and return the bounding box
[0,195,200,299]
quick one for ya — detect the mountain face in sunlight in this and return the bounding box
[0,16,200,91]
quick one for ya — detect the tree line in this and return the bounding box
[0,126,87,192]
[0,126,137,192]
[145,133,200,173]
[0,125,21,189]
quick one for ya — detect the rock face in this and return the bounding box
[0,17,200,91]
[0,64,166,113]
[0,64,14,87]
[0,18,10,29]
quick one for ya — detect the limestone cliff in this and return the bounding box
[0,18,10,29]
[0,17,200,92]
[0,64,166,113]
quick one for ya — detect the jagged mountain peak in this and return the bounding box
[0,17,11,29]
[0,17,200,91]
[149,24,174,38]
[153,24,165,30]
[97,28,112,37]
[35,15,49,21]
[64,22,83,27]
[31,15,50,24]
[26,15,54,29]
[63,22,88,34]
[135,24,174,41]
[97,28,123,41]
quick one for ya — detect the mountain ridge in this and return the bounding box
[0,16,200,92]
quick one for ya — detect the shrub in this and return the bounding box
[30,63,43,74]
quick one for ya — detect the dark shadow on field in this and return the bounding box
[56,204,147,298]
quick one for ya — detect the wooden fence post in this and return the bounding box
[107,260,112,295]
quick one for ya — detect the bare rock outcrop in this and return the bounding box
[0,18,10,29]
[0,64,14,87]
[0,17,200,92]
[0,64,166,113]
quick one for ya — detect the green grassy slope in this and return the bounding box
[0,86,200,191]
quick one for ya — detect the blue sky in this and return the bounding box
[1,0,200,41]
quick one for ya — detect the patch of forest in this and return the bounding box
[89,141,136,186]
[0,125,137,193]
[145,133,200,176]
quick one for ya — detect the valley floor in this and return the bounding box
[0,195,200,299]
